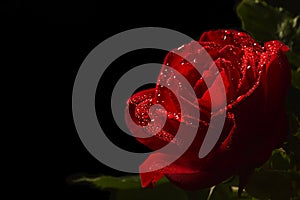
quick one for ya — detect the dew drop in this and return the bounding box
[237,96,243,102]
[177,45,184,51]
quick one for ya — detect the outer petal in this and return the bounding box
[263,41,290,116]
[199,29,257,49]
[125,88,170,150]
[139,152,232,190]
[139,115,236,190]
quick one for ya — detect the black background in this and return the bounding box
[4,0,242,198]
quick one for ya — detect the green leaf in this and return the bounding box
[208,178,252,200]
[237,0,300,67]
[288,113,300,136]
[208,184,234,200]
[269,149,291,170]
[245,170,293,200]
[237,0,286,42]
[74,175,144,190]
[286,51,300,69]
[111,184,189,200]
[292,68,300,90]
[265,0,300,15]
[74,175,210,200]
[286,87,300,118]
[222,176,239,187]
[113,187,210,200]
[186,189,211,200]
[286,114,300,169]
[287,134,300,169]
[277,16,300,51]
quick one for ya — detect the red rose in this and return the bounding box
[125,30,290,191]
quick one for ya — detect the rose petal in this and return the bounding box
[125,30,291,191]
[199,30,256,48]
[263,41,290,115]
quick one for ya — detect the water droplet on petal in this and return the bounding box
[177,45,184,51]
[236,96,243,102]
